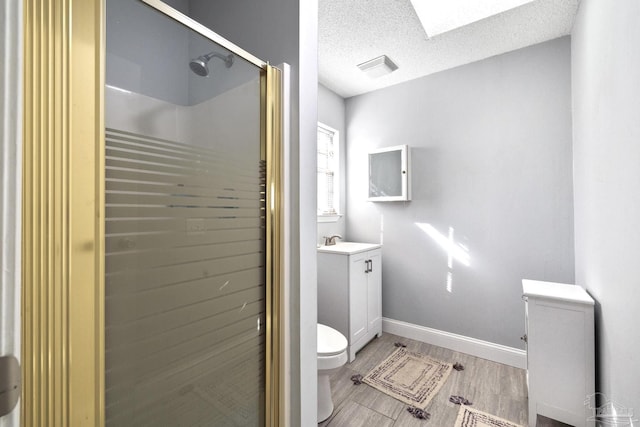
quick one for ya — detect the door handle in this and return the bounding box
[365,259,372,273]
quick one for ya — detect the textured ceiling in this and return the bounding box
[319,0,580,98]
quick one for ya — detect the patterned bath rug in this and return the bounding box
[454,406,524,427]
[362,347,452,410]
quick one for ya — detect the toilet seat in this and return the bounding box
[317,324,348,357]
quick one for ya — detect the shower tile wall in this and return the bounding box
[105,82,259,147]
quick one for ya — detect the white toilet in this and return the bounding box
[317,323,348,423]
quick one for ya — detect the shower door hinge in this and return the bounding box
[0,355,21,417]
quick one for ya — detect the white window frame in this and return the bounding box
[317,122,341,222]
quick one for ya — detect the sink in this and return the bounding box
[317,241,381,255]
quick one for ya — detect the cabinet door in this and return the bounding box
[349,253,368,344]
[367,250,382,333]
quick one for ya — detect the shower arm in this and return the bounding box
[203,52,234,68]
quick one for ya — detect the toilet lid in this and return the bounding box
[317,324,348,357]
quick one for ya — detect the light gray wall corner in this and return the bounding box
[345,37,575,349]
[0,0,23,425]
[317,84,347,245]
[189,1,319,424]
[572,0,640,411]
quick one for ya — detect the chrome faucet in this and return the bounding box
[324,235,342,246]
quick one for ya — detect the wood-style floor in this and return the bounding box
[318,332,571,427]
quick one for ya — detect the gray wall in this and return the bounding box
[318,84,347,245]
[345,37,574,349]
[107,0,254,107]
[572,0,640,411]
[106,0,190,105]
[188,1,318,424]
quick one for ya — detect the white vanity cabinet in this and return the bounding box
[522,279,595,427]
[318,243,382,362]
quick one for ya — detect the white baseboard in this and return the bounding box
[382,318,527,369]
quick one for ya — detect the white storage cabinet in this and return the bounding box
[522,279,595,427]
[318,243,382,362]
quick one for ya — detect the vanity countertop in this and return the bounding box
[522,279,594,305]
[317,242,381,255]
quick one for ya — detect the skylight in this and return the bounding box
[409,0,535,37]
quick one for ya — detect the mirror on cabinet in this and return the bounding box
[368,144,410,201]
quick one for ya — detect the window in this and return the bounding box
[317,122,340,218]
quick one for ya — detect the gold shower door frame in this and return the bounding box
[21,0,284,425]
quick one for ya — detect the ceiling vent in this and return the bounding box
[357,55,398,78]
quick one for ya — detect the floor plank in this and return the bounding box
[319,333,568,427]
[322,400,395,427]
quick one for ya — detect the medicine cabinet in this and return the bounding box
[368,144,410,201]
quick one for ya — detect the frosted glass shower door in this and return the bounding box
[105,2,267,425]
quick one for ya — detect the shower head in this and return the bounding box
[189,57,210,77]
[189,52,234,77]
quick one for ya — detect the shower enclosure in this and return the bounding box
[105,1,282,425]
